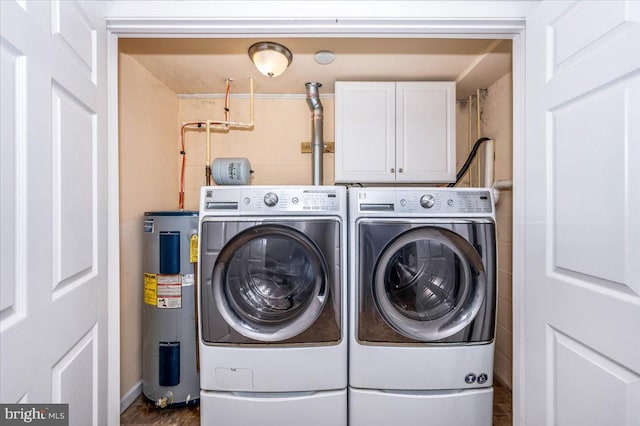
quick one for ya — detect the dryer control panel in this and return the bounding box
[355,188,493,216]
[397,190,492,214]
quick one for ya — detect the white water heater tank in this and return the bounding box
[211,157,252,185]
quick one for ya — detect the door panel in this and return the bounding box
[0,1,108,424]
[551,79,629,285]
[52,83,96,291]
[525,1,640,424]
[551,329,640,426]
[0,20,25,329]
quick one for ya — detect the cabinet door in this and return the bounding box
[335,82,396,183]
[396,82,456,183]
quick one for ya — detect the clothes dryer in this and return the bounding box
[198,186,347,426]
[348,187,497,426]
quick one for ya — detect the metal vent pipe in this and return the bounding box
[305,82,323,186]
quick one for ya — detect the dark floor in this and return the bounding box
[121,379,512,425]
[121,395,200,426]
[492,379,513,426]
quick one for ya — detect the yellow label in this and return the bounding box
[190,234,199,263]
[144,273,157,306]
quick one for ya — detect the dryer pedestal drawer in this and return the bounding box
[349,341,494,390]
[349,386,492,426]
[200,388,347,426]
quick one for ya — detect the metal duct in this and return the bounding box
[305,82,323,186]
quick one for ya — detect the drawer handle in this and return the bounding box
[398,168,404,173]
[390,168,395,173]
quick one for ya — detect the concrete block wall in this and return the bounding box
[456,72,513,388]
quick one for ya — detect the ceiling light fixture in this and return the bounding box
[248,41,293,78]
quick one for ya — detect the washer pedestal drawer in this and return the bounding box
[200,388,347,426]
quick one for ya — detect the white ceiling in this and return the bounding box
[119,37,512,98]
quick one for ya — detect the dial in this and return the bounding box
[419,194,435,209]
[263,192,279,207]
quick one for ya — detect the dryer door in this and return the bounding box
[210,224,329,342]
[359,222,493,343]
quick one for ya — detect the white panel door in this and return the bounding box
[0,1,108,425]
[525,1,640,425]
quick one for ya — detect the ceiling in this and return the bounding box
[119,37,512,98]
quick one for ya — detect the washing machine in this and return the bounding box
[198,185,347,426]
[348,187,497,426]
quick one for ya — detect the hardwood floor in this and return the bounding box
[492,379,514,426]
[121,379,513,425]
[120,396,199,425]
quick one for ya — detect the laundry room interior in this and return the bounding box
[117,36,514,418]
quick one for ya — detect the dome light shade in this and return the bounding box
[248,42,293,78]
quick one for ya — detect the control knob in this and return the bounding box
[263,192,279,207]
[420,194,436,209]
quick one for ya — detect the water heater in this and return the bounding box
[142,211,199,407]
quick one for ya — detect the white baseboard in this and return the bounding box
[120,380,143,414]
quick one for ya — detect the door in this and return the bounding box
[200,220,342,344]
[525,1,640,425]
[212,224,328,341]
[334,82,396,183]
[0,1,109,425]
[396,82,456,183]
[358,221,496,344]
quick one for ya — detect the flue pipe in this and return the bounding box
[305,82,323,186]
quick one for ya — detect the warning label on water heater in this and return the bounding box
[156,274,182,309]
[144,273,157,306]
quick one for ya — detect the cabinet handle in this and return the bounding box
[398,168,404,173]
[390,168,395,173]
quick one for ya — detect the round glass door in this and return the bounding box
[212,224,328,341]
[373,227,486,341]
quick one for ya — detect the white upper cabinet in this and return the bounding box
[335,82,396,183]
[335,81,456,183]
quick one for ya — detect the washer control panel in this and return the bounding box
[202,187,342,213]
[247,188,339,211]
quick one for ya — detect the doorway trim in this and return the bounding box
[105,14,528,425]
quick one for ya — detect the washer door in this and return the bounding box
[373,227,486,341]
[212,224,328,342]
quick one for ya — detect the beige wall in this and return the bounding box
[456,72,513,388]
[118,52,179,397]
[118,66,512,400]
[482,72,513,389]
[178,95,336,209]
[455,95,480,188]
[118,76,336,400]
